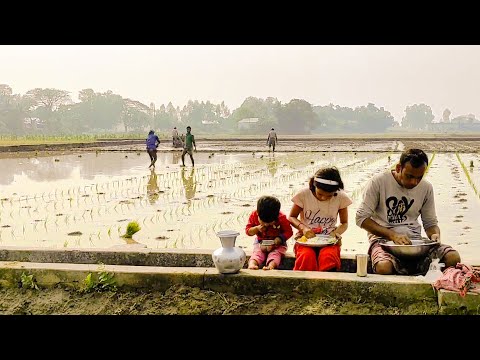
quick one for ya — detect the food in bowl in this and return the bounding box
[260,239,275,246]
[380,239,439,258]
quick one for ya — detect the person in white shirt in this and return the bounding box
[171,127,179,146]
[289,167,352,272]
[267,128,278,152]
[356,148,461,275]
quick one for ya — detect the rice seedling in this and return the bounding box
[457,153,479,198]
[122,221,141,238]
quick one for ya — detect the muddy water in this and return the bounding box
[0,150,479,264]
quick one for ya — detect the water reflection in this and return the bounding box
[147,169,160,204]
[0,152,256,197]
[172,151,182,166]
[181,167,196,200]
[267,155,278,177]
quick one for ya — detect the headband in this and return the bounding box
[314,177,339,186]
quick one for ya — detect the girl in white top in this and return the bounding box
[288,167,352,271]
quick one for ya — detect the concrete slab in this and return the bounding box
[0,261,435,307]
[0,246,369,273]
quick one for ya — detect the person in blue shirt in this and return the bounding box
[146,130,160,169]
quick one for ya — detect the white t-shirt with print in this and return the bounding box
[291,188,353,235]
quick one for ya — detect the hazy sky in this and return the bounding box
[1,45,479,122]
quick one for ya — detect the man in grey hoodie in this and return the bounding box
[356,148,460,275]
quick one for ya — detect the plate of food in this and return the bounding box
[295,234,338,248]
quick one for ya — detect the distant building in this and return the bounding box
[201,120,219,125]
[427,114,480,132]
[451,114,479,124]
[238,118,259,130]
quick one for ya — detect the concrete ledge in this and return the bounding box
[0,247,217,268]
[438,289,480,315]
[0,261,434,307]
[0,246,371,273]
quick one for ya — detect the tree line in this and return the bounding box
[0,84,442,135]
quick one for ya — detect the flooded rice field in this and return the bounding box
[0,142,480,264]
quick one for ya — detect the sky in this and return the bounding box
[1,45,480,123]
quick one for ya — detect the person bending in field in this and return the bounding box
[146,130,160,169]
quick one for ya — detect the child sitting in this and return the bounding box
[245,195,293,270]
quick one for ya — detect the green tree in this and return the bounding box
[81,90,124,131]
[354,103,395,132]
[25,88,71,114]
[313,104,356,132]
[228,97,280,133]
[276,99,317,134]
[122,98,150,132]
[0,86,36,135]
[402,104,434,129]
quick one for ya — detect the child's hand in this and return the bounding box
[332,233,342,247]
[257,225,266,234]
[274,237,283,246]
[299,224,315,238]
[303,228,315,239]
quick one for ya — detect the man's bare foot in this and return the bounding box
[248,260,259,270]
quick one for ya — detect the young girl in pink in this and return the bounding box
[289,167,352,271]
[245,196,293,270]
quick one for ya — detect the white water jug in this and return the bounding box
[212,230,246,274]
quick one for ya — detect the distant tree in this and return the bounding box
[149,102,156,129]
[402,104,434,129]
[313,104,356,132]
[0,107,24,134]
[55,103,85,133]
[166,102,179,124]
[276,99,317,134]
[219,101,231,118]
[25,88,71,113]
[122,98,150,132]
[228,97,280,133]
[0,88,36,135]
[0,84,13,107]
[0,84,14,119]
[75,89,124,131]
[78,88,95,103]
[354,103,395,132]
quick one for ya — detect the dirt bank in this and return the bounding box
[0,284,438,315]
[1,137,479,158]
